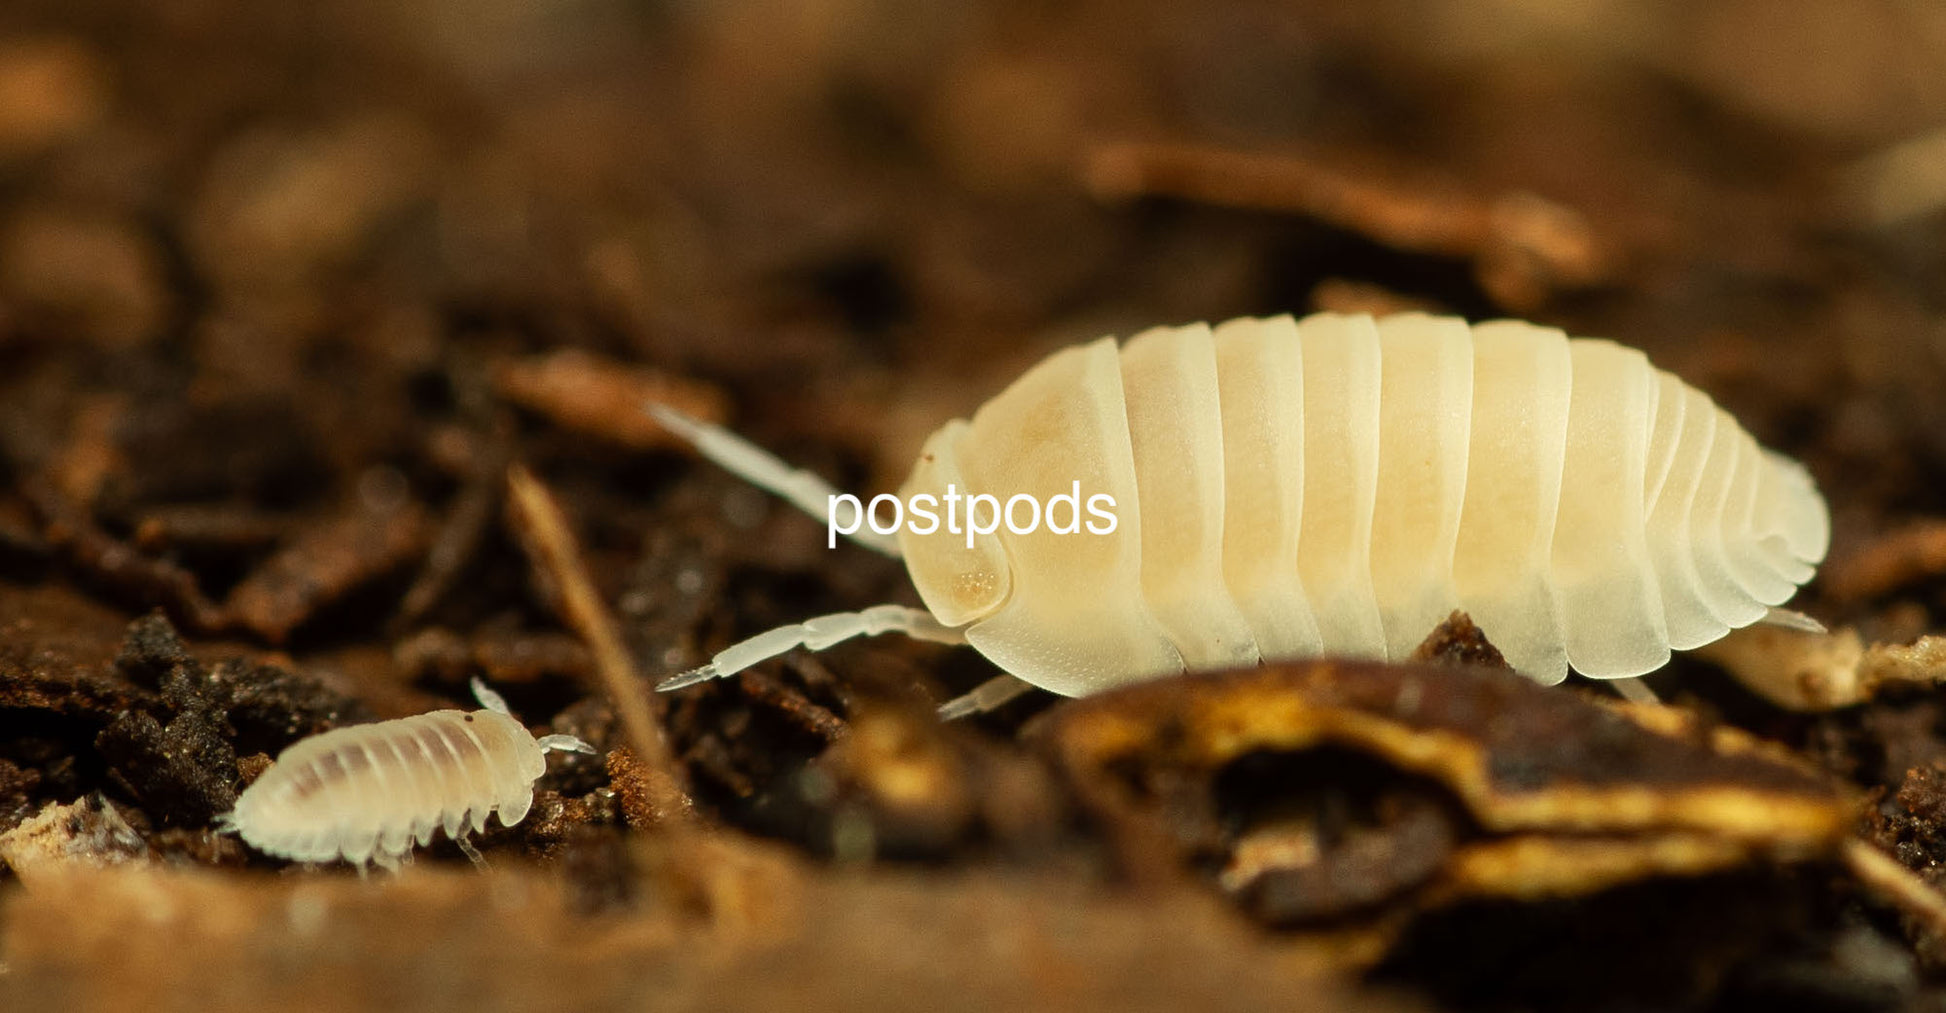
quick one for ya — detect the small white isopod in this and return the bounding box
[652,311,1830,715]
[216,678,596,870]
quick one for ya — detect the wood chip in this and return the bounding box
[493,349,729,451]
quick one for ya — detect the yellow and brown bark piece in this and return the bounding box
[1032,661,1852,927]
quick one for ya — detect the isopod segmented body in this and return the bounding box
[218,679,594,870]
[654,311,1829,708]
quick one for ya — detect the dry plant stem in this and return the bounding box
[393,445,507,629]
[1842,838,1946,940]
[505,462,692,825]
[1081,142,1610,307]
[494,350,730,451]
[1084,141,1490,257]
[24,475,232,634]
[225,497,430,644]
[1821,518,1946,601]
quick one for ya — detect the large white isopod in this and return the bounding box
[652,311,1830,715]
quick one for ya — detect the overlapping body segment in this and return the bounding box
[1447,320,1573,681]
[1210,314,1317,663]
[900,311,1828,692]
[1120,322,1259,671]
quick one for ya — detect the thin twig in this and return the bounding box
[505,462,692,826]
[25,475,233,635]
[1084,140,1490,257]
[1082,140,1610,309]
[1843,838,1946,938]
[392,439,507,630]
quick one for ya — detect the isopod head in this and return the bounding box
[897,337,1179,697]
[898,419,1012,626]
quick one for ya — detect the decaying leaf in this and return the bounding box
[1032,660,1853,933]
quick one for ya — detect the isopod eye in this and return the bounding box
[908,543,1011,626]
[898,420,1012,626]
[951,568,1002,607]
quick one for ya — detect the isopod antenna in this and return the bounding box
[647,403,902,557]
[655,603,966,691]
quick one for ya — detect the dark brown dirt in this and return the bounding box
[5,0,1946,1010]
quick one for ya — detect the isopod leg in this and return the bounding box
[454,833,487,869]
[936,674,1035,720]
[373,847,405,873]
[1610,676,1662,705]
[657,605,966,690]
[1758,607,1827,635]
[646,404,901,557]
[537,733,598,755]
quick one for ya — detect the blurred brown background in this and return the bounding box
[7,0,1946,1010]
[7,0,1946,497]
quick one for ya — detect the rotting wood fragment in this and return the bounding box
[0,796,150,883]
[735,666,849,742]
[25,478,231,635]
[1082,141,1612,311]
[393,626,596,690]
[1821,517,1946,602]
[129,504,290,557]
[0,586,161,726]
[224,496,430,644]
[492,348,730,451]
